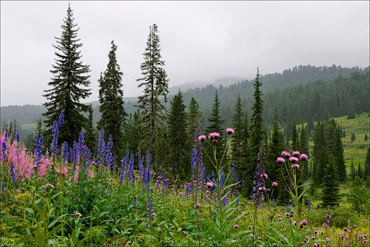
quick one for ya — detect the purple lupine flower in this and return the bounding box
[231,164,235,182]
[133,196,137,208]
[119,155,127,185]
[251,146,266,207]
[201,167,206,185]
[138,154,144,177]
[15,131,20,143]
[97,129,106,166]
[62,142,69,166]
[72,141,78,166]
[308,200,311,213]
[106,135,113,170]
[35,134,43,166]
[10,162,16,182]
[1,141,6,162]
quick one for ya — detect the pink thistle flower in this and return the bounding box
[226,128,234,135]
[261,173,268,179]
[194,203,202,209]
[291,164,300,169]
[272,181,278,187]
[292,151,300,156]
[326,238,330,241]
[208,132,220,140]
[234,224,239,229]
[278,218,282,221]
[206,182,213,188]
[281,151,291,157]
[276,157,285,164]
[289,156,299,163]
[198,135,206,142]
[300,153,308,161]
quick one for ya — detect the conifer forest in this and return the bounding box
[1,4,369,247]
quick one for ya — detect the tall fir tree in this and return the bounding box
[168,91,189,180]
[187,97,203,149]
[122,110,141,156]
[321,157,340,208]
[334,126,346,181]
[291,120,299,151]
[246,68,264,195]
[232,95,248,182]
[97,41,126,156]
[266,108,285,204]
[204,91,225,173]
[137,24,169,162]
[43,5,91,146]
[299,124,309,180]
[365,145,370,184]
[312,121,328,185]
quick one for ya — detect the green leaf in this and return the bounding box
[48,214,67,229]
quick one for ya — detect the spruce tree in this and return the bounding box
[43,5,91,146]
[334,126,346,181]
[350,157,356,181]
[351,133,356,142]
[188,97,203,148]
[266,108,284,203]
[300,124,309,180]
[365,134,368,142]
[247,68,264,195]
[365,145,370,183]
[232,95,249,183]
[97,41,126,156]
[137,24,169,162]
[122,110,141,155]
[321,158,340,208]
[204,91,225,173]
[168,91,189,180]
[312,121,328,185]
[291,120,299,151]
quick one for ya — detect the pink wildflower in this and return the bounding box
[88,170,94,178]
[272,181,278,187]
[198,135,206,142]
[226,128,234,135]
[281,151,291,157]
[206,182,213,188]
[234,224,239,229]
[300,153,308,161]
[289,156,299,163]
[276,157,285,164]
[292,151,300,156]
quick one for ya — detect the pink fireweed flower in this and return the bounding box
[281,151,291,157]
[292,164,300,169]
[276,157,285,164]
[206,182,213,188]
[292,151,300,156]
[198,135,206,142]
[88,170,94,178]
[272,181,278,187]
[300,153,308,161]
[289,157,299,163]
[226,128,234,135]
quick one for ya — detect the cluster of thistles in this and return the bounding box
[276,150,308,168]
[198,128,234,145]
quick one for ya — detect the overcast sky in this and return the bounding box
[1,1,369,106]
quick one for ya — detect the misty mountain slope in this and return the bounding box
[1,65,368,127]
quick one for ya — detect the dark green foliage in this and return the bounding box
[265,109,284,203]
[35,119,44,137]
[365,145,370,183]
[299,124,309,180]
[365,133,368,142]
[357,162,363,180]
[137,24,169,162]
[122,110,141,155]
[167,91,189,180]
[43,5,91,146]
[97,41,126,156]
[351,133,356,142]
[312,121,328,185]
[204,91,225,173]
[350,157,356,181]
[349,177,369,214]
[334,126,346,181]
[347,111,356,119]
[231,95,248,184]
[321,158,340,208]
[291,121,299,151]
[187,97,203,148]
[246,68,264,195]
[85,104,96,153]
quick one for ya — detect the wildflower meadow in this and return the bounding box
[0,112,368,246]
